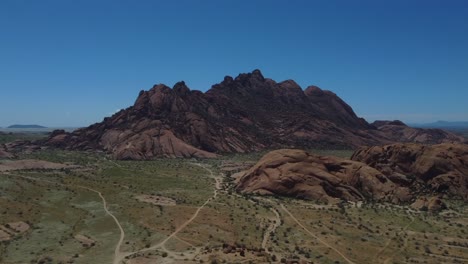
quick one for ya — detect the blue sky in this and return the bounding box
[1,0,467,127]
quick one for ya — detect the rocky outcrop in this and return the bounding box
[372,120,464,144]
[234,149,410,203]
[351,143,468,200]
[43,70,464,159]
[411,196,446,212]
[236,143,468,204]
[0,145,14,159]
[2,140,40,157]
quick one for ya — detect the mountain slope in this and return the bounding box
[371,120,464,144]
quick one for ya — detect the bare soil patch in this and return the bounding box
[0,221,30,241]
[220,161,255,174]
[75,234,96,247]
[6,221,30,233]
[0,159,78,171]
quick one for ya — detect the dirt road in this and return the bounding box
[5,173,126,264]
[379,216,415,264]
[117,163,221,263]
[77,185,126,264]
[280,204,356,264]
[261,207,280,253]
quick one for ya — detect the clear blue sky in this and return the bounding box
[1,0,467,127]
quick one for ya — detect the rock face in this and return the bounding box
[235,149,409,203]
[351,143,468,200]
[372,120,464,144]
[44,70,464,159]
[236,143,468,204]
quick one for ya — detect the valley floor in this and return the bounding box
[0,150,467,264]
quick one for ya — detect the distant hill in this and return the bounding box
[7,124,47,129]
[410,121,468,129]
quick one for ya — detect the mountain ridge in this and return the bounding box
[43,70,464,159]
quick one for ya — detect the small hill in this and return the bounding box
[8,124,47,129]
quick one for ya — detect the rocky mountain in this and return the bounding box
[44,70,464,159]
[235,143,468,205]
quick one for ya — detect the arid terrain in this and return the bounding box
[1,146,467,264]
[1,71,467,264]
[2,0,468,261]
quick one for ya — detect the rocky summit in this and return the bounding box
[235,143,468,205]
[44,70,464,159]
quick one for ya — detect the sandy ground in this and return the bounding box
[135,195,176,206]
[0,229,11,241]
[0,159,78,172]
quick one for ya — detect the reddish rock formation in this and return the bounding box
[236,143,468,204]
[234,149,410,203]
[0,145,14,159]
[43,70,464,159]
[351,143,468,200]
[2,140,40,156]
[411,196,447,212]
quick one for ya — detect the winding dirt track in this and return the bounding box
[261,207,280,253]
[76,185,126,264]
[115,163,221,263]
[6,162,221,264]
[280,204,356,264]
[378,216,415,264]
[4,173,126,264]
